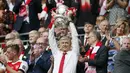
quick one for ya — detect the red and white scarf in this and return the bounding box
[38,3,48,20]
[81,0,91,11]
[19,0,31,23]
[84,41,102,73]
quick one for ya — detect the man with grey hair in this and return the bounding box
[5,33,15,43]
[98,19,109,45]
[27,37,51,73]
[49,20,79,73]
[24,30,40,60]
[113,36,130,73]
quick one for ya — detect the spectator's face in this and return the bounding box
[29,33,38,44]
[35,38,47,53]
[96,16,105,25]
[5,34,15,42]
[122,38,130,50]
[33,38,46,58]
[116,24,125,35]
[42,32,48,42]
[38,27,46,37]
[59,37,71,52]
[87,32,97,45]
[5,47,15,60]
[33,46,42,58]
[55,27,62,36]
[60,28,68,37]
[99,20,109,33]
[84,24,93,33]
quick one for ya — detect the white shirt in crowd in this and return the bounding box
[49,22,79,73]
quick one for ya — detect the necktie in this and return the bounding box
[84,38,87,46]
[58,52,67,73]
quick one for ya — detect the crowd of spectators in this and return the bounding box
[0,0,130,73]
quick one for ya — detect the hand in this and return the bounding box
[50,55,54,65]
[105,30,111,40]
[78,56,86,63]
[84,56,89,62]
[30,52,35,62]
[0,54,7,66]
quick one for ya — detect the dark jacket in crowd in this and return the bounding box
[27,51,52,73]
[113,50,130,73]
[77,45,108,73]
[88,46,108,73]
[13,0,42,33]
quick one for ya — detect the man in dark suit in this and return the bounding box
[79,31,108,73]
[23,30,40,61]
[13,0,42,33]
[113,37,130,73]
[98,20,109,45]
[27,37,51,73]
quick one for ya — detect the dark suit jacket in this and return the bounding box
[87,45,108,73]
[13,0,42,32]
[113,50,130,73]
[27,51,52,73]
[101,37,107,45]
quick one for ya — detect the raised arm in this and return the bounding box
[13,0,23,14]
[106,0,115,10]
[117,0,128,8]
[48,25,59,54]
[69,22,79,54]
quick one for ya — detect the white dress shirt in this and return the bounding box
[49,22,79,73]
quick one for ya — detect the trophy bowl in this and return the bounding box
[54,14,69,28]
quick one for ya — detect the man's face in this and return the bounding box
[42,32,48,42]
[122,38,130,50]
[87,32,97,46]
[99,21,109,33]
[60,28,68,37]
[36,38,47,53]
[33,45,43,58]
[84,24,93,33]
[59,38,71,52]
[33,38,47,58]
[5,47,15,60]
[38,28,46,37]
[29,33,38,44]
